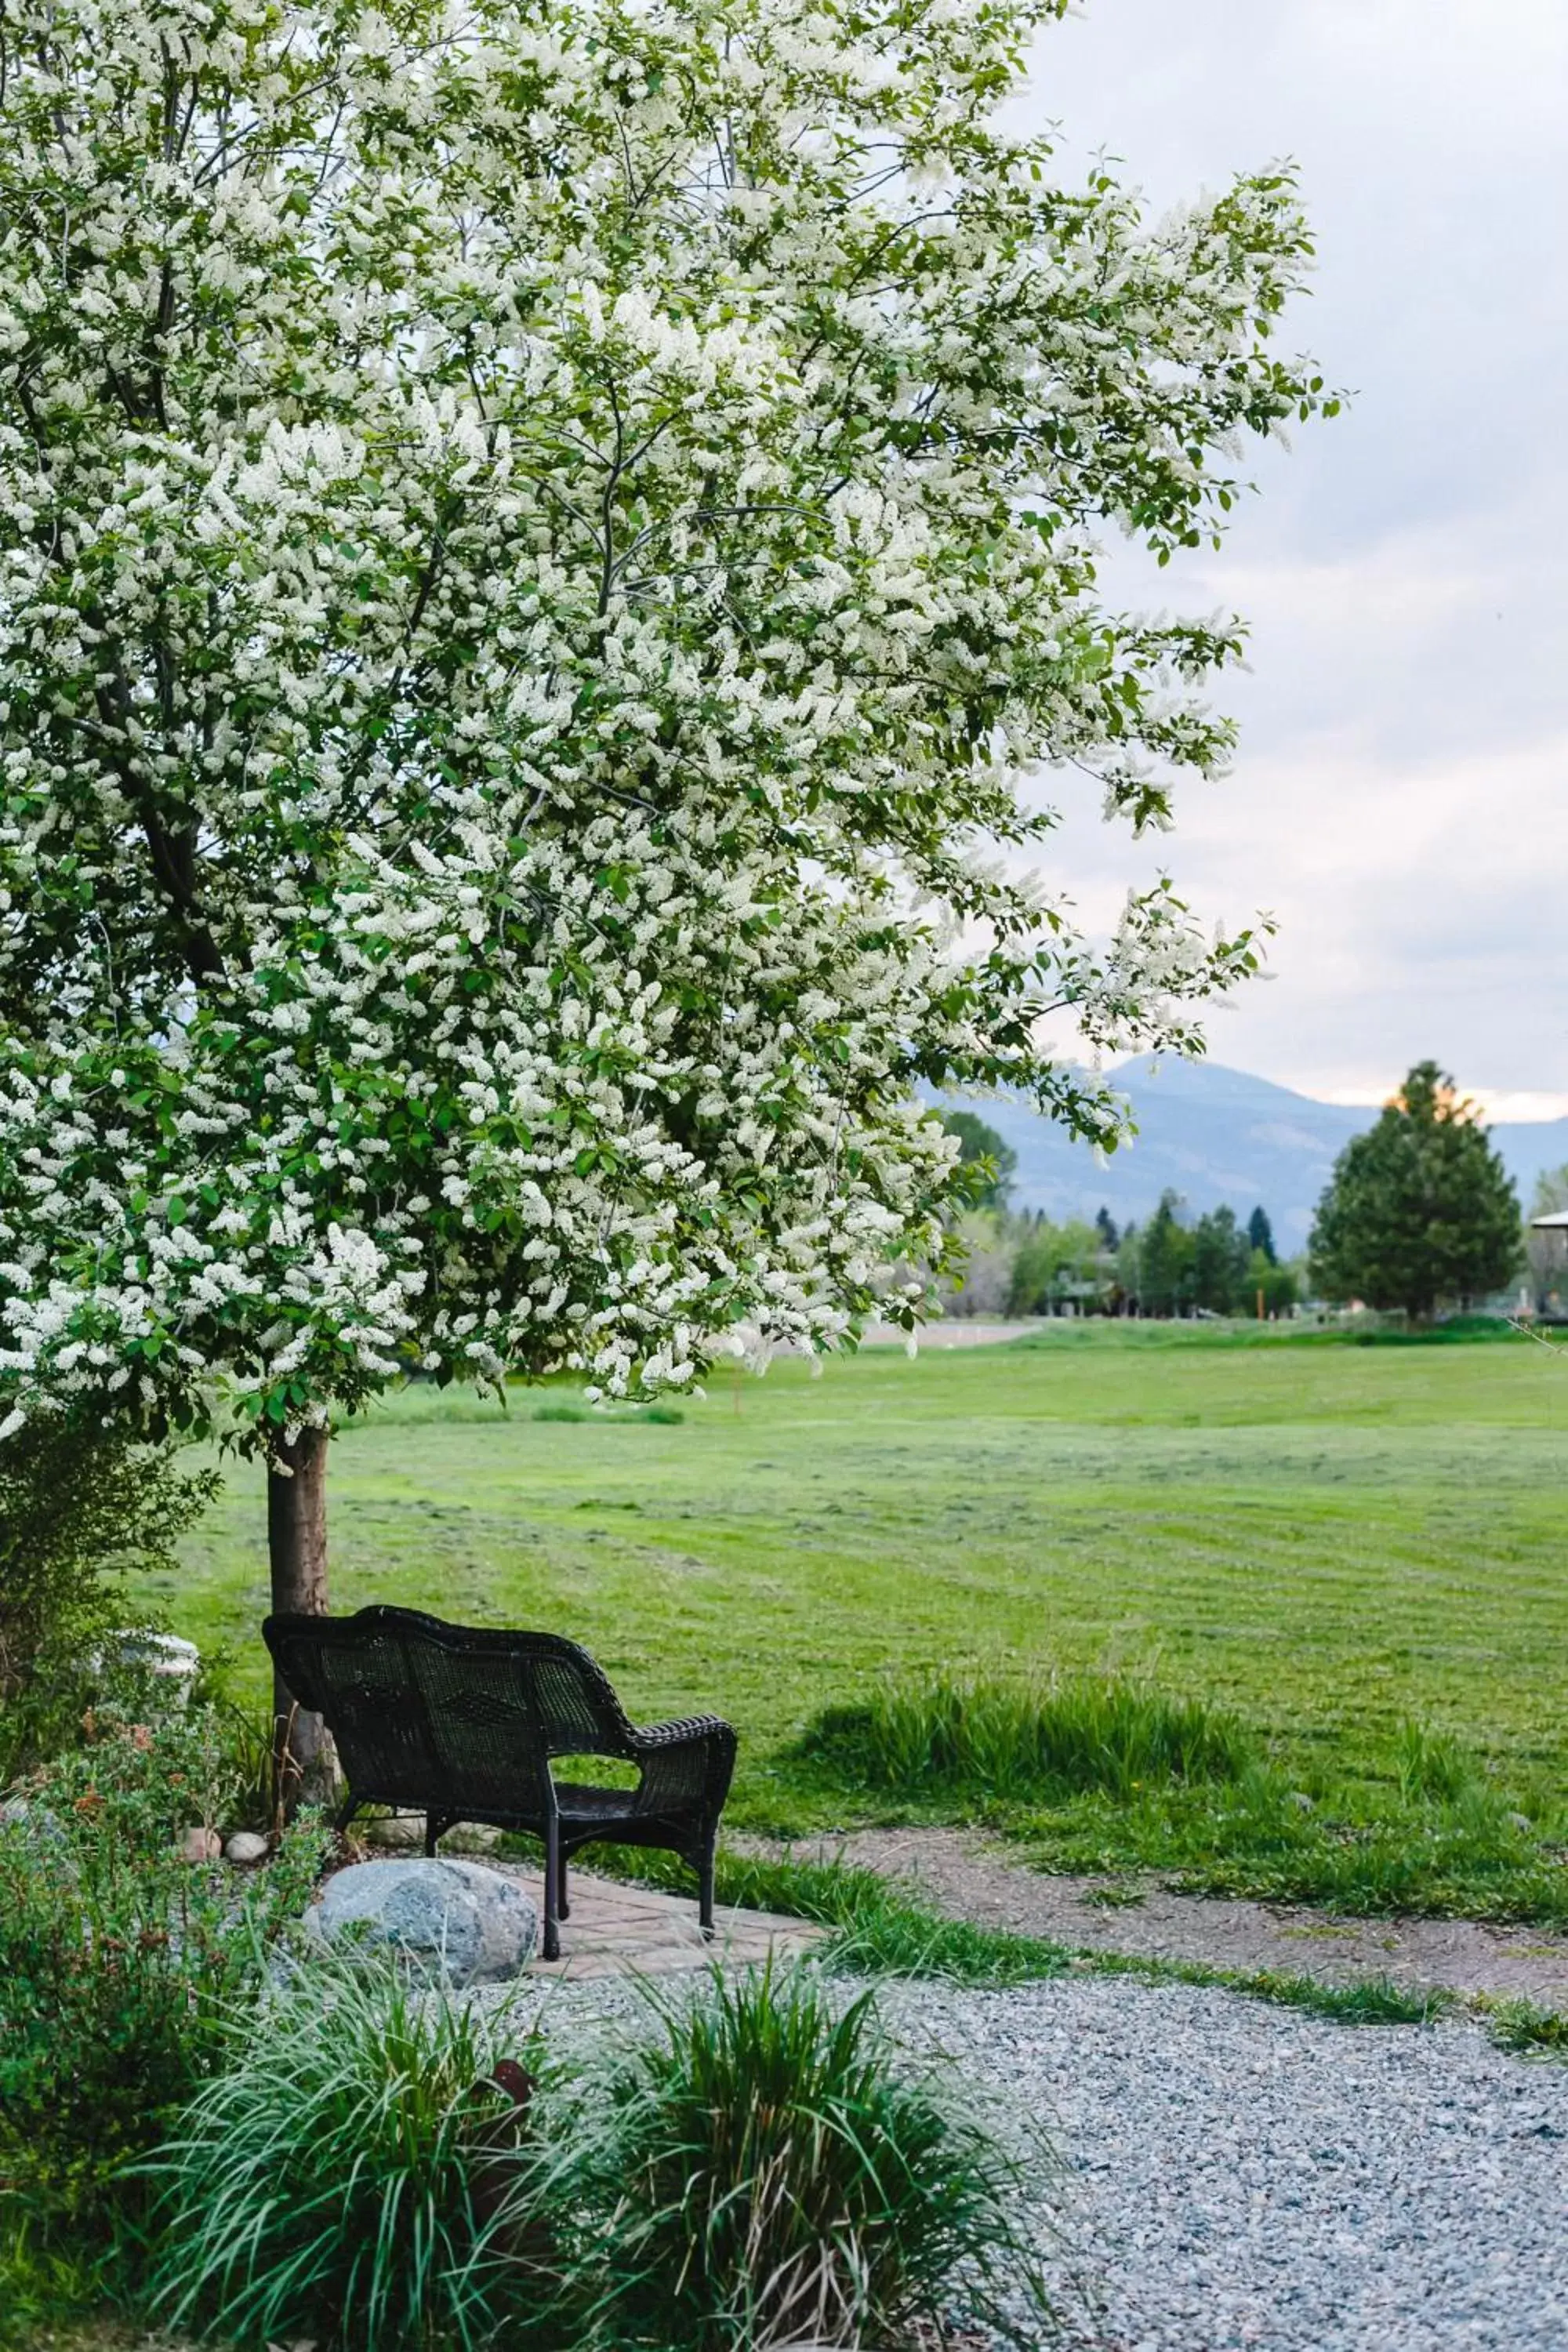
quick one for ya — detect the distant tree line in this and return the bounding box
[933,1114,1299,1319]
[1115,1196,1298,1319]
[938,1066,1530,1327]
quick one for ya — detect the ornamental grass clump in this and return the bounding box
[146,1955,560,2352]
[804,1671,1254,1806]
[576,1962,1053,2350]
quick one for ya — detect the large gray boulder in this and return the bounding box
[308,1859,538,1985]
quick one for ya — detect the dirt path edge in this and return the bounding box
[742,1826,1568,2009]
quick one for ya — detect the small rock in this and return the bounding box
[360,1814,501,1855]
[307,1858,538,1985]
[1287,1791,1316,1813]
[180,1825,222,1864]
[447,1823,502,1854]
[364,1813,427,1850]
[225,1830,271,1866]
[0,1798,70,1857]
[99,1630,203,1711]
[1507,1812,1534,1836]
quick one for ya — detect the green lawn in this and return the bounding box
[153,1325,1568,1834]
[18,1330,1566,2349]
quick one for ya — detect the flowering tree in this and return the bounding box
[0,0,1328,1765]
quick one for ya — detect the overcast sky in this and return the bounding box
[1007,0,1567,1115]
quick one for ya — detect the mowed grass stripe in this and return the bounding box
[156,1334,1568,1803]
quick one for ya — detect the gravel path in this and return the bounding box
[764,1827,1568,2007]
[889,1976,1568,2351]
[517,1968,1568,2352]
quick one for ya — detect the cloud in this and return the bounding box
[1007,2,1567,1099]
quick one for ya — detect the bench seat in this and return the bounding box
[264,1604,737,1962]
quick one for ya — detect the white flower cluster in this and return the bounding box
[0,0,1326,1442]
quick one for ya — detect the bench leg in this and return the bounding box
[424,1813,452,1858]
[699,1833,717,1942]
[543,1814,561,1962]
[557,1840,571,1922]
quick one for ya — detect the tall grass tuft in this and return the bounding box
[1393,1719,1484,1806]
[1483,1997,1568,2055]
[802,1671,1254,1803]
[145,1953,559,2352]
[575,1962,1053,2350]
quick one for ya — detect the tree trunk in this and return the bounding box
[267,1425,338,1811]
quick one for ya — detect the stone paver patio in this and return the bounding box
[359,1819,820,1978]
[514,1866,822,1980]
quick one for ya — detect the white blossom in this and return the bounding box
[0,0,1325,1441]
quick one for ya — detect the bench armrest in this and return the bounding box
[627,1714,737,1821]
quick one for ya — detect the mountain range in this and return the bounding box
[952,1061,1568,1254]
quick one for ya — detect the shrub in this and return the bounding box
[801,1671,1254,1804]
[0,1711,328,2239]
[147,1955,559,2352]
[148,1956,1055,2351]
[0,1420,217,1778]
[576,1962,1053,2350]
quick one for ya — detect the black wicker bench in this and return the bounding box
[263,1604,737,1962]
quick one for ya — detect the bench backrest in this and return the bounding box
[263,1605,637,1816]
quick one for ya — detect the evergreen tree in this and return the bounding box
[1247,1205,1277,1264]
[938,1113,1018,1211]
[1095,1206,1120,1252]
[1309,1064,1521,1321]
[1192,1206,1250,1314]
[1115,1220,1141,1309]
[1138,1192,1196,1316]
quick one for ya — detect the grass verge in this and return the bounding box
[533,1840,1075,1987]
[786,1675,1568,1926]
[1477,1997,1568,2056]
[1081,1951,1453,2027]
[1002,1766,1567,1924]
[576,1843,1563,2049]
